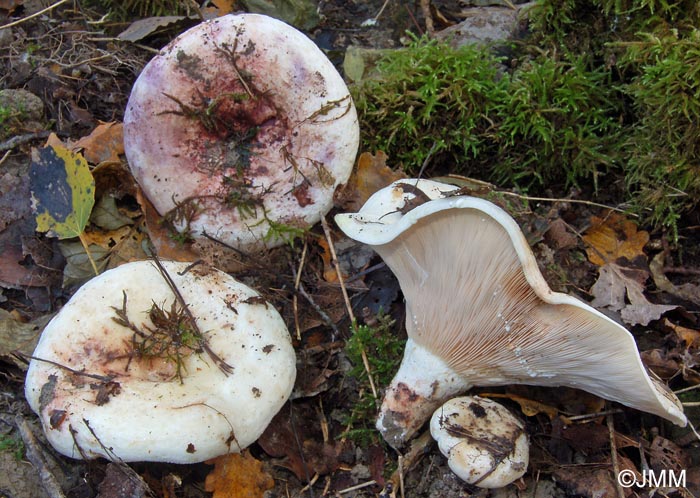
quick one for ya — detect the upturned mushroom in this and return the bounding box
[124,13,359,251]
[335,179,686,448]
[24,260,296,463]
[430,396,529,488]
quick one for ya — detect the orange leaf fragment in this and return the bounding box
[336,151,405,211]
[74,122,124,165]
[481,392,559,420]
[205,452,274,498]
[582,213,649,266]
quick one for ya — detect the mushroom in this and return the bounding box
[335,179,686,448]
[430,396,528,488]
[24,260,296,463]
[124,13,359,252]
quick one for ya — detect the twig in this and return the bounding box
[0,149,11,165]
[606,411,625,498]
[298,283,339,336]
[20,353,113,383]
[293,241,308,340]
[338,480,377,494]
[150,256,233,375]
[498,190,638,217]
[0,0,69,31]
[0,131,52,151]
[320,216,355,323]
[77,232,100,276]
[16,416,66,498]
[320,215,378,399]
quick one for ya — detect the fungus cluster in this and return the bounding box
[25,260,296,463]
[335,179,686,453]
[124,13,359,252]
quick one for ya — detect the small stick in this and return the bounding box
[293,241,308,340]
[298,283,339,336]
[0,0,69,31]
[16,416,66,498]
[606,411,625,498]
[320,215,377,399]
[338,480,377,495]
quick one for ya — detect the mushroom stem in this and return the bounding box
[377,338,470,449]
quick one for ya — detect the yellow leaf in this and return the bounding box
[482,392,559,420]
[582,213,649,266]
[205,452,274,498]
[30,145,95,240]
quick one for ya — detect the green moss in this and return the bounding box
[353,1,699,237]
[0,434,24,461]
[341,314,404,446]
[492,54,622,189]
[353,35,509,175]
[617,29,700,237]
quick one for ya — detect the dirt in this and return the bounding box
[1,1,700,498]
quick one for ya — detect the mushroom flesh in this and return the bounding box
[430,396,528,488]
[24,260,296,463]
[335,179,686,448]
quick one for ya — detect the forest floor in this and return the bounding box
[1,1,700,497]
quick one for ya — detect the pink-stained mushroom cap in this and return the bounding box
[335,179,686,448]
[24,260,296,463]
[124,13,359,251]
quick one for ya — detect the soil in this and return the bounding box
[1,1,699,498]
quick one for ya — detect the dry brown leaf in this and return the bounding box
[74,122,124,165]
[117,16,190,43]
[663,318,700,348]
[650,252,700,306]
[481,392,559,420]
[136,189,199,262]
[335,151,405,211]
[204,452,274,498]
[590,262,677,326]
[211,0,236,13]
[583,213,649,266]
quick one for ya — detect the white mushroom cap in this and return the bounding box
[430,396,528,488]
[335,179,686,447]
[124,13,359,251]
[24,260,296,463]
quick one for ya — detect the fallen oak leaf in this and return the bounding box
[590,261,677,326]
[204,452,274,498]
[335,151,405,211]
[583,213,649,266]
[650,251,700,306]
[73,122,124,165]
[480,392,559,420]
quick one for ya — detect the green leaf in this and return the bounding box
[30,145,95,239]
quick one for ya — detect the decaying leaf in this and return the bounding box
[90,194,135,231]
[590,262,677,326]
[335,151,405,211]
[30,145,95,240]
[583,213,648,266]
[650,252,700,306]
[73,122,124,165]
[204,452,274,498]
[481,392,559,420]
[117,16,192,43]
[0,309,51,368]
